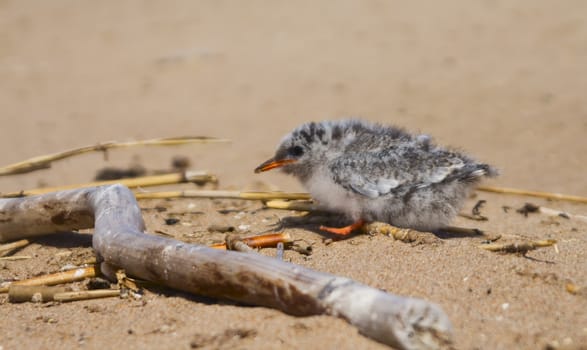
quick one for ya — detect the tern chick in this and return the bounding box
[255,119,497,234]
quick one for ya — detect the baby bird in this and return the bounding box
[255,119,497,234]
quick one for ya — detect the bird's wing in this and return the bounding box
[329,150,467,199]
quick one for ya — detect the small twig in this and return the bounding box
[458,200,488,221]
[0,239,31,257]
[479,239,557,255]
[53,289,121,302]
[115,269,141,293]
[0,136,229,177]
[0,265,98,293]
[1,171,216,198]
[517,203,587,223]
[363,222,442,244]
[136,190,311,201]
[291,240,313,255]
[476,185,587,204]
[264,200,321,212]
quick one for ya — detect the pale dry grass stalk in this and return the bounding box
[264,199,321,212]
[1,171,216,198]
[0,136,229,176]
[8,285,70,303]
[136,190,310,201]
[477,185,587,204]
[53,289,121,302]
[0,265,98,293]
[0,239,31,257]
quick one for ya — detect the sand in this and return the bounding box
[1,1,586,349]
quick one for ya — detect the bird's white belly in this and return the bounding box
[303,171,361,220]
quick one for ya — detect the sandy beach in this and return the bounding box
[1,1,586,349]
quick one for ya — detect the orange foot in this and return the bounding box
[319,219,366,236]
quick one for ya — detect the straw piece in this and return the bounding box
[0,136,229,177]
[53,289,121,302]
[210,233,293,250]
[476,185,587,204]
[0,239,31,257]
[0,255,32,261]
[264,200,321,212]
[135,190,311,201]
[0,265,98,293]
[1,171,216,198]
[479,239,557,254]
[8,285,70,303]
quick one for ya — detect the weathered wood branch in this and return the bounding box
[0,185,452,349]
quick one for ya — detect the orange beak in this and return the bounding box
[254,158,297,173]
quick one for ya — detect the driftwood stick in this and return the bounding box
[0,171,216,198]
[0,185,452,349]
[0,136,229,177]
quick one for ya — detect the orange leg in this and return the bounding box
[319,219,366,236]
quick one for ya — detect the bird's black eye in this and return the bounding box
[288,145,304,157]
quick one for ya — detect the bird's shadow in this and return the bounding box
[265,211,486,241]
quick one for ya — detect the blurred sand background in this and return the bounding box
[1,1,586,349]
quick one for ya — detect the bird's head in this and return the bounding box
[254,121,352,180]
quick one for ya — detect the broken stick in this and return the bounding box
[0,185,452,349]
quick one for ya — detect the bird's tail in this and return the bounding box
[463,163,499,182]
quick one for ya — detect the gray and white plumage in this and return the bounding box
[255,119,497,231]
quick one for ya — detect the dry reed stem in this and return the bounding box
[0,265,98,293]
[264,200,321,212]
[479,239,557,254]
[136,190,310,201]
[0,136,229,177]
[0,255,32,261]
[1,171,216,198]
[8,285,70,303]
[53,289,121,302]
[477,185,587,204]
[210,233,293,250]
[0,239,31,257]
